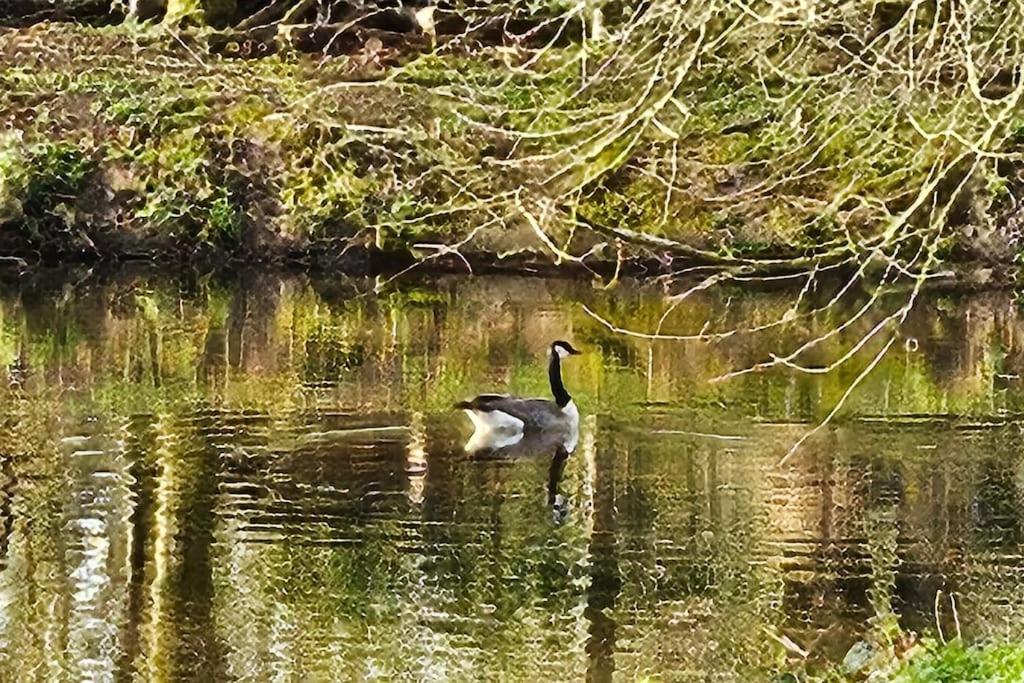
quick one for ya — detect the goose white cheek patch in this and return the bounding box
[555,346,570,359]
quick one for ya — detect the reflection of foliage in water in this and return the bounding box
[3,272,1024,419]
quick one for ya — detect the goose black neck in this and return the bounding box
[549,351,571,408]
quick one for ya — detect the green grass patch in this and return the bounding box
[891,640,1024,683]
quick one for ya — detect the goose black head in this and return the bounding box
[551,340,582,359]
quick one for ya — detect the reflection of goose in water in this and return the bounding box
[464,420,578,459]
[466,428,577,523]
[455,340,582,453]
[547,446,570,524]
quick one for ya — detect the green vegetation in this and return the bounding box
[778,639,1024,682]
[892,641,1024,683]
[3,271,1021,421]
[0,138,95,238]
[1,1,1021,273]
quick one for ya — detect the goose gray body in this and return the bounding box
[456,341,582,450]
[457,394,574,431]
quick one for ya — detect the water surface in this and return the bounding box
[0,268,1022,680]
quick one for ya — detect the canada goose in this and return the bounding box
[455,340,582,450]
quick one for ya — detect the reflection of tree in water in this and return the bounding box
[0,457,13,587]
[972,449,1023,549]
[205,417,592,679]
[227,272,284,374]
[768,428,1024,662]
[577,419,783,679]
[903,294,1001,394]
[585,433,618,683]
[135,411,227,680]
[199,305,228,395]
[6,270,1023,420]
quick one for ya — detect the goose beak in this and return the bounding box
[569,348,582,355]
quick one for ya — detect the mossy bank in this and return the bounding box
[3,3,1024,281]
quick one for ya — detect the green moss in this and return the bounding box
[26,142,93,205]
[102,87,212,139]
[0,140,97,235]
[399,54,508,89]
[279,146,374,239]
[892,641,1024,683]
[130,130,242,243]
[0,133,27,223]
[223,96,274,128]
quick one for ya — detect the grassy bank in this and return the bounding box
[806,638,1024,682]
[2,3,1024,278]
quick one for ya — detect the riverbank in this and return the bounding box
[4,6,1023,282]
[0,18,776,278]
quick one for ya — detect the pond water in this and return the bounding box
[0,267,1022,681]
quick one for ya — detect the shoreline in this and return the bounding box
[0,243,1014,295]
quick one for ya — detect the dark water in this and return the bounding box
[0,268,1023,680]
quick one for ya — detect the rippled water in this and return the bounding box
[0,268,1022,680]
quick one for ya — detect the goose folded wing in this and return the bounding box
[466,396,562,425]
